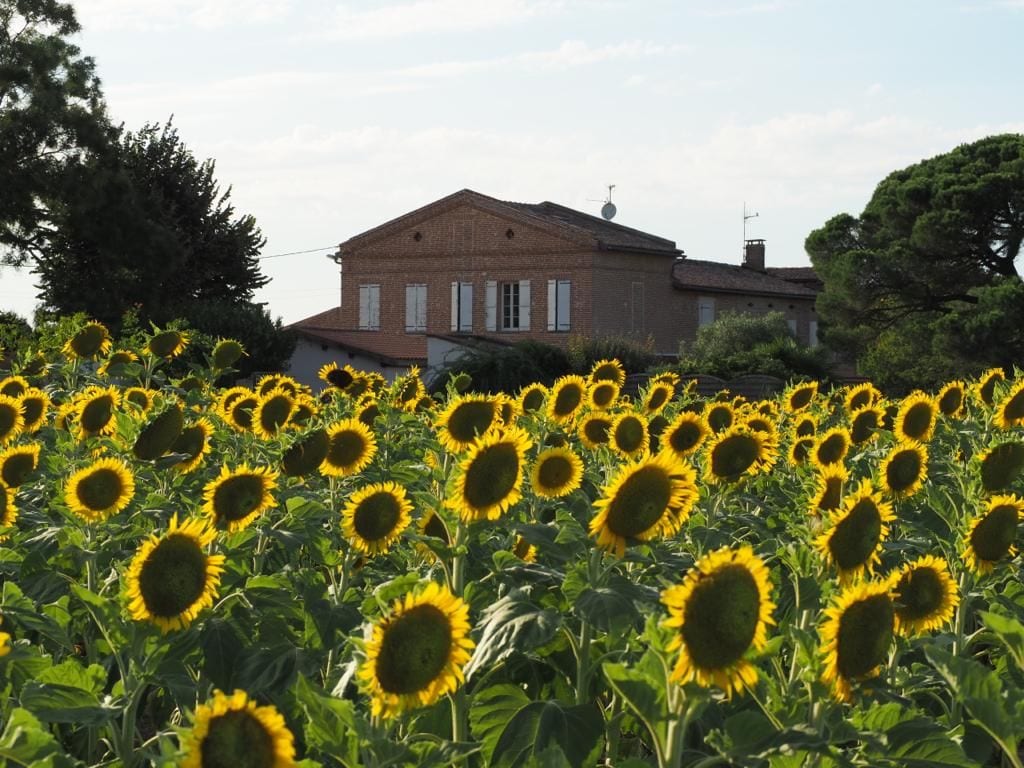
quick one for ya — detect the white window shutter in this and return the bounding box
[547,279,556,331]
[417,285,427,330]
[809,320,819,348]
[459,282,473,331]
[450,282,459,331]
[557,280,571,331]
[518,280,531,331]
[787,318,797,335]
[405,285,416,331]
[485,280,497,331]
[370,285,380,329]
[359,285,369,329]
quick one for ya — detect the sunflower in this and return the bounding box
[742,412,777,437]
[216,386,250,415]
[518,383,548,414]
[0,376,28,398]
[435,395,501,452]
[587,381,620,411]
[281,428,330,478]
[97,349,139,377]
[0,480,17,530]
[815,479,895,582]
[793,414,817,438]
[211,338,246,369]
[202,464,278,532]
[890,556,959,636]
[703,426,776,484]
[810,463,849,516]
[530,446,584,498]
[963,494,1023,574]
[578,414,613,450]
[321,418,378,477]
[812,427,851,469]
[225,394,259,432]
[73,386,121,439]
[0,443,40,488]
[0,395,24,444]
[170,418,215,474]
[132,404,185,461]
[610,412,650,458]
[125,515,225,632]
[62,321,112,360]
[289,394,318,426]
[392,368,426,412]
[123,387,156,413]
[703,401,734,434]
[590,450,699,557]
[894,391,937,443]
[642,381,675,415]
[994,379,1024,430]
[16,388,48,433]
[653,371,681,390]
[317,361,354,390]
[145,329,190,359]
[849,405,884,445]
[65,457,136,522]
[976,440,1024,493]
[181,689,296,768]
[340,481,415,556]
[936,380,967,419]
[446,428,531,523]
[819,579,895,701]
[416,510,451,561]
[512,535,537,563]
[784,381,818,412]
[660,412,709,460]
[251,389,295,441]
[879,441,928,499]
[661,546,775,697]
[547,375,588,423]
[974,368,1005,407]
[589,358,626,387]
[843,382,880,414]
[358,581,474,719]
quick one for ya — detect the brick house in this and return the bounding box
[289,189,819,387]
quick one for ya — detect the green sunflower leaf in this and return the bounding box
[19,681,118,725]
[470,684,531,763]
[0,708,77,768]
[979,611,1024,672]
[602,654,670,752]
[489,699,604,768]
[464,589,561,680]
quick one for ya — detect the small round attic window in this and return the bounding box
[413,231,422,241]
[506,228,515,239]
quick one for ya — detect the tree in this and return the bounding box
[806,134,1024,389]
[0,0,108,258]
[677,311,830,382]
[32,120,270,325]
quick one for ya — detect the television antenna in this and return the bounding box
[588,185,617,220]
[743,201,759,256]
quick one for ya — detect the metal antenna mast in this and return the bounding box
[743,201,759,257]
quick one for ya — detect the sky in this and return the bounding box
[3,0,1023,325]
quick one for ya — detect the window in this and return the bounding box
[486,280,531,331]
[631,282,645,333]
[697,296,715,327]
[809,319,819,348]
[450,281,473,332]
[405,284,427,332]
[547,279,571,331]
[359,284,380,330]
[787,318,798,336]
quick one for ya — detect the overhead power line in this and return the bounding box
[259,245,337,261]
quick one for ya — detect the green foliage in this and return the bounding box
[678,311,830,381]
[429,340,571,394]
[807,134,1024,390]
[0,310,32,366]
[566,335,657,375]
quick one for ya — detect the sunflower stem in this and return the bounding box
[450,521,469,744]
[950,569,972,726]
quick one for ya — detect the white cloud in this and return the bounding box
[695,2,788,18]
[75,0,292,30]
[322,0,562,40]
[865,82,883,97]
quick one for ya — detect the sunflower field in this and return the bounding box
[1,321,1024,768]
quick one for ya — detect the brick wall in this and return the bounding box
[673,290,818,348]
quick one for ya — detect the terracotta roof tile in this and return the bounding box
[290,310,426,365]
[672,259,818,298]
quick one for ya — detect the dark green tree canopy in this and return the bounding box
[806,134,1024,389]
[0,0,107,257]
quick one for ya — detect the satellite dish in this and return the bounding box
[601,201,617,221]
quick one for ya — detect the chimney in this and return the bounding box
[743,239,765,271]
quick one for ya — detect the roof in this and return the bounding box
[766,266,823,290]
[290,308,427,366]
[672,259,819,299]
[337,188,682,257]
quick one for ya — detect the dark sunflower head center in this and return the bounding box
[816,434,848,465]
[463,443,519,509]
[326,430,368,469]
[591,364,620,383]
[1003,391,1024,422]
[80,396,115,433]
[553,384,583,417]
[212,340,244,369]
[970,504,1019,562]
[710,435,759,480]
[282,429,329,477]
[126,390,151,410]
[521,389,545,413]
[171,425,207,462]
[886,450,922,492]
[359,403,380,427]
[938,387,963,415]
[0,405,19,438]
[375,604,453,695]
[791,438,813,463]
[681,564,761,670]
[537,454,573,491]
[979,375,1001,405]
[706,406,733,433]
[2,452,36,487]
[828,498,881,570]
[836,594,894,679]
[447,401,496,443]
[327,367,354,388]
[422,513,449,542]
[894,567,944,621]
[353,492,402,541]
[591,383,617,408]
[397,377,420,403]
[583,418,611,445]
[900,403,933,440]
[605,465,671,538]
[229,398,257,429]
[70,325,107,358]
[614,417,646,453]
[848,391,871,411]
[0,380,25,397]
[147,331,186,358]
[788,386,815,410]
[134,406,185,461]
[139,533,208,618]
[212,475,266,523]
[851,411,878,444]
[258,395,293,434]
[980,443,1024,492]
[76,468,124,510]
[817,477,843,512]
[795,418,816,437]
[646,387,670,412]
[200,709,275,768]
